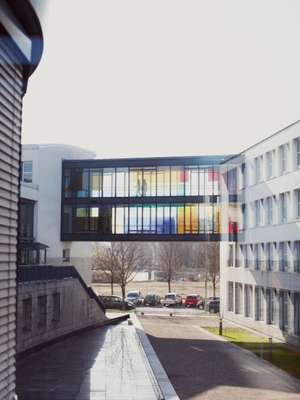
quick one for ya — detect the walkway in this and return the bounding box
[140,314,300,400]
[16,320,160,400]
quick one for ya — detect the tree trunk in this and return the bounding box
[110,276,114,295]
[213,277,216,297]
[204,273,208,300]
[121,284,126,299]
[168,278,171,293]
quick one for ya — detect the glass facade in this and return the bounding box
[61,156,234,240]
[63,203,221,236]
[63,166,220,198]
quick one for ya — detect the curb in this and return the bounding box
[131,313,180,400]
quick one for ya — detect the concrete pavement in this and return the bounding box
[140,314,300,400]
[16,319,162,400]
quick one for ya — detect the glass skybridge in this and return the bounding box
[61,155,238,241]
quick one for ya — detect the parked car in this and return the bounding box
[197,296,205,309]
[162,293,182,307]
[99,295,135,310]
[207,296,220,302]
[143,293,161,306]
[185,294,202,308]
[125,291,142,305]
[206,299,220,313]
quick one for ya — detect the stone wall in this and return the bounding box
[17,277,107,353]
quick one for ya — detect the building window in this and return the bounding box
[265,196,273,225]
[255,287,265,321]
[254,156,262,183]
[279,241,289,272]
[22,298,32,331]
[244,245,250,268]
[254,243,262,270]
[21,161,33,183]
[239,244,245,268]
[266,151,274,179]
[266,242,274,271]
[279,192,288,223]
[62,249,70,262]
[227,282,234,312]
[294,241,300,273]
[295,137,300,168]
[235,283,243,314]
[254,200,260,226]
[228,244,234,267]
[19,200,34,240]
[294,293,300,336]
[266,288,275,324]
[295,189,300,219]
[279,143,288,174]
[240,163,246,189]
[38,295,47,327]
[244,285,253,318]
[279,291,289,331]
[52,293,61,322]
[241,204,247,230]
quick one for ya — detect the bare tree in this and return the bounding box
[92,243,118,295]
[194,242,220,298]
[114,242,145,299]
[157,242,181,292]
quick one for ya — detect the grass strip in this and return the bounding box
[203,327,300,380]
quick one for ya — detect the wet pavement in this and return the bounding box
[140,314,300,400]
[16,320,159,400]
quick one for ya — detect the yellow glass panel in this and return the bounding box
[177,206,184,234]
[185,205,198,233]
[214,207,220,233]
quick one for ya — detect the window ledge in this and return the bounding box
[21,181,39,190]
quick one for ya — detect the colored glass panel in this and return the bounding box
[143,168,156,196]
[185,204,199,233]
[129,205,142,233]
[130,169,143,197]
[199,169,205,196]
[116,168,129,197]
[115,206,128,234]
[99,206,113,234]
[214,206,221,233]
[90,169,102,197]
[103,168,115,197]
[157,167,170,196]
[171,167,185,196]
[177,206,184,234]
[90,207,99,231]
[205,169,213,196]
[205,205,214,232]
[157,205,170,234]
[70,169,89,197]
[185,167,198,196]
[74,207,89,232]
[143,205,156,233]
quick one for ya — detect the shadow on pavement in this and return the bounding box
[146,333,300,400]
[16,327,108,400]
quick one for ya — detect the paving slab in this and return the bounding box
[16,321,160,400]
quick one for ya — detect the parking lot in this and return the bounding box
[139,314,300,400]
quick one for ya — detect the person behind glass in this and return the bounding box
[142,178,147,196]
[136,178,142,196]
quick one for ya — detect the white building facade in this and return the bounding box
[21,144,97,284]
[220,121,300,344]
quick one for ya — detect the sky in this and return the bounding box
[22,0,300,158]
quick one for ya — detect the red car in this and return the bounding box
[185,294,203,308]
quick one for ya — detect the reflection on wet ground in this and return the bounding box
[16,321,159,400]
